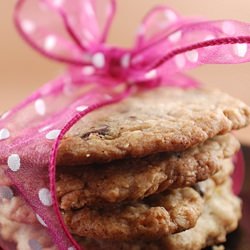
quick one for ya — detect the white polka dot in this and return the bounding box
[45,130,61,140]
[36,214,47,227]
[38,188,53,206]
[204,35,215,41]
[168,31,182,43]
[92,52,106,68]
[145,69,157,79]
[233,43,248,58]
[85,2,94,16]
[1,111,10,120]
[28,239,42,250]
[185,50,199,63]
[21,20,35,33]
[174,54,186,69]
[52,0,64,7]
[39,124,52,133]
[68,247,76,250]
[76,105,88,112]
[82,66,95,75]
[164,9,177,22]
[7,154,21,172]
[35,99,46,116]
[0,186,14,200]
[44,35,57,51]
[0,128,10,140]
[121,53,130,68]
[222,21,236,35]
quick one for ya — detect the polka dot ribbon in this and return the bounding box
[0,0,248,249]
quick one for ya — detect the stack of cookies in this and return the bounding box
[56,87,250,250]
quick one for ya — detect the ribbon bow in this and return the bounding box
[0,1,248,249]
[15,0,250,87]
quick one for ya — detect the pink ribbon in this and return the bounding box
[0,0,248,249]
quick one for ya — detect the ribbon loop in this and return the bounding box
[15,0,116,65]
[135,6,181,47]
[15,0,250,84]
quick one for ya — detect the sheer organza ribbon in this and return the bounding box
[0,0,249,249]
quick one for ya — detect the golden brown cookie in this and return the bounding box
[75,180,241,250]
[212,158,234,185]
[191,158,233,200]
[62,186,203,241]
[162,180,241,250]
[57,134,239,210]
[57,87,250,166]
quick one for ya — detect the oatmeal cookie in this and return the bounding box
[62,186,203,241]
[57,134,239,210]
[75,180,241,250]
[57,87,250,166]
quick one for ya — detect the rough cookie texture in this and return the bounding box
[57,87,250,166]
[62,187,203,241]
[76,180,241,250]
[0,197,37,225]
[57,134,239,210]
[191,158,233,201]
[0,167,56,250]
[212,159,234,185]
[162,180,241,250]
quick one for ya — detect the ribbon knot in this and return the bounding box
[15,0,250,89]
[90,49,130,81]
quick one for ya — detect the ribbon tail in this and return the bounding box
[133,20,250,75]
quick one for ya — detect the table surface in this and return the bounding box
[207,146,250,250]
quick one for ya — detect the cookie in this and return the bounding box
[212,159,234,185]
[0,167,55,249]
[0,197,37,224]
[0,167,12,186]
[62,186,203,241]
[57,134,239,210]
[0,166,36,224]
[162,179,241,250]
[57,87,250,166]
[0,211,56,250]
[75,180,241,250]
[192,158,233,200]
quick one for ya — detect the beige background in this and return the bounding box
[1,0,250,143]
